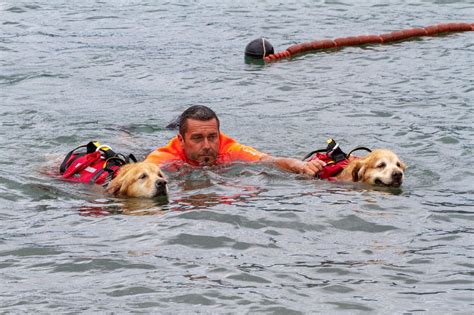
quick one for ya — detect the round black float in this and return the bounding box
[244,38,274,59]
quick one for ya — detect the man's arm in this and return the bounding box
[227,140,325,176]
[261,155,326,177]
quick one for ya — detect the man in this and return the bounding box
[145,105,325,176]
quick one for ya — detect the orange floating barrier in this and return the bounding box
[390,30,410,41]
[402,28,427,37]
[258,22,473,63]
[449,22,471,32]
[378,33,392,43]
[286,44,302,55]
[301,42,313,52]
[357,35,382,45]
[437,23,451,33]
[334,36,360,47]
[423,25,439,35]
[318,39,337,49]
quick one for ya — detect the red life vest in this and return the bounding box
[304,139,371,181]
[60,141,136,185]
[308,153,351,180]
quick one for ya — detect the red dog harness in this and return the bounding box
[60,141,136,185]
[309,153,350,180]
[304,139,371,181]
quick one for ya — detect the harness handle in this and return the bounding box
[302,149,327,161]
[347,147,372,156]
[59,144,87,174]
[102,153,136,171]
[303,141,373,161]
[128,153,137,163]
[103,156,128,169]
[95,144,113,153]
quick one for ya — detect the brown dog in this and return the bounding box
[106,162,168,198]
[336,149,406,187]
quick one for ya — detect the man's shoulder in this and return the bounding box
[219,132,237,144]
[158,136,181,152]
[219,133,267,162]
[145,136,184,164]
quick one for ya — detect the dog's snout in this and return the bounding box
[156,180,167,188]
[155,180,168,195]
[392,171,403,181]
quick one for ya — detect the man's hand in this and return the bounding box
[299,159,326,176]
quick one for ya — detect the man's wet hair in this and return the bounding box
[178,105,220,136]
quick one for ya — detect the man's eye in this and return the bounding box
[191,136,203,141]
[208,134,217,141]
[139,173,148,180]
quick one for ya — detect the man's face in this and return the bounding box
[178,118,220,166]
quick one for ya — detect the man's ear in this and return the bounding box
[177,133,184,146]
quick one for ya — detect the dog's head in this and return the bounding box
[106,162,168,198]
[350,149,406,187]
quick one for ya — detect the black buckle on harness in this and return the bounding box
[98,153,137,185]
[326,139,347,163]
[103,154,137,171]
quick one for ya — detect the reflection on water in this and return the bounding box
[1,0,473,313]
[78,197,169,216]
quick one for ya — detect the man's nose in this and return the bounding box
[202,138,210,148]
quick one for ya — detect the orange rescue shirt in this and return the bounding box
[145,133,267,169]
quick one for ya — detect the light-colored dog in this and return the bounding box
[106,162,168,198]
[336,149,406,187]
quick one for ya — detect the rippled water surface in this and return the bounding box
[1,0,473,313]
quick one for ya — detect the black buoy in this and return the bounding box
[244,38,274,59]
[165,115,180,129]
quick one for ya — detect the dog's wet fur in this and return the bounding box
[336,149,406,187]
[106,162,168,198]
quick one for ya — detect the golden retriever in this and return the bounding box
[106,162,168,198]
[336,149,406,187]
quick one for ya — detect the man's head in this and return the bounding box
[177,105,220,166]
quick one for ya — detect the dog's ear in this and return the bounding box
[400,160,407,171]
[106,180,122,196]
[106,164,135,197]
[351,161,365,182]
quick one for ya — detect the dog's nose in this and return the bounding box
[155,180,167,195]
[392,171,403,181]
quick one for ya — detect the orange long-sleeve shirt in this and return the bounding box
[145,133,267,169]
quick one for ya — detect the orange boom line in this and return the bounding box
[263,22,474,63]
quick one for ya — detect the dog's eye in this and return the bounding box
[396,162,401,167]
[377,162,386,169]
[139,173,148,180]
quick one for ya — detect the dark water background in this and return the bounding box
[1,0,473,313]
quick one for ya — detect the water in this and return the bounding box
[1,0,473,313]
